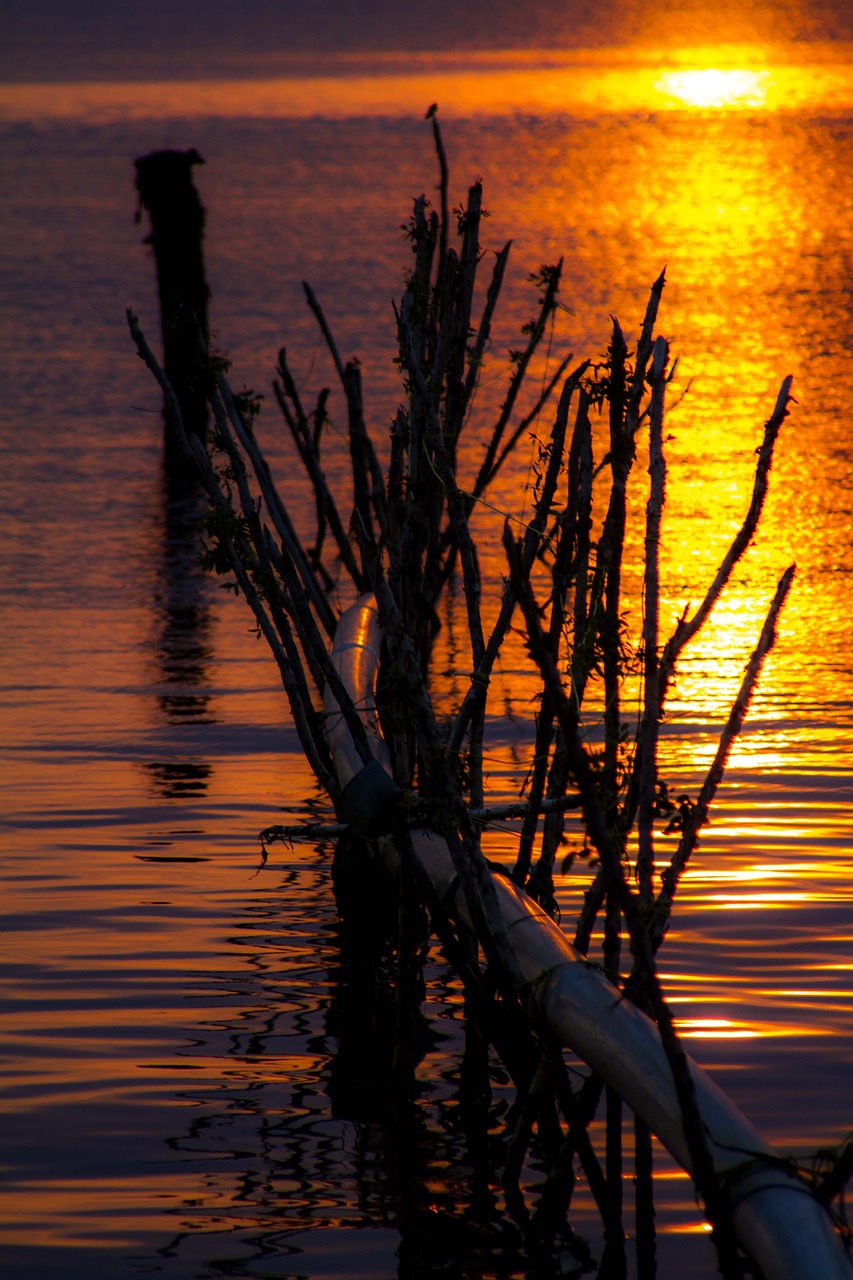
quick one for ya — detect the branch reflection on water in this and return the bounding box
[145,851,611,1278]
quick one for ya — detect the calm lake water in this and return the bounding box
[2,48,853,1278]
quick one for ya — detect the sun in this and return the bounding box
[655,67,772,108]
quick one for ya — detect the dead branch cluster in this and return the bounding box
[129,115,802,1278]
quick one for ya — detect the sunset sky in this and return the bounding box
[3,0,851,82]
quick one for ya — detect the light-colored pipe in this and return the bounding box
[322,601,400,832]
[326,595,852,1280]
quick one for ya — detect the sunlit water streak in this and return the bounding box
[1,43,851,122]
[1,45,853,1279]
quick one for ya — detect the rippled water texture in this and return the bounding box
[1,49,853,1278]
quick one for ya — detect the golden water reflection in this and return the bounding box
[480,748,853,1062]
[1,44,851,122]
[3,45,853,1277]
[656,68,772,107]
[674,1019,763,1038]
[460,84,853,762]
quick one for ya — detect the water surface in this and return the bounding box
[2,49,853,1277]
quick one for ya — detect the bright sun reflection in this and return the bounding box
[675,1018,760,1038]
[656,68,771,108]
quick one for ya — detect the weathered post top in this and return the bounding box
[135,148,210,454]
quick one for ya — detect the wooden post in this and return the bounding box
[135,148,210,460]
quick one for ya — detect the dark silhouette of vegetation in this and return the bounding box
[128,115,851,1280]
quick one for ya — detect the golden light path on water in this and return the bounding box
[415,40,853,778]
[470,53,853,1078]
[0,43,851,121]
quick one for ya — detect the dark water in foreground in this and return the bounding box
[2,59,853,1276]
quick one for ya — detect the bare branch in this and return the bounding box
[652,563,796,950]
[658,376,794,707]
[636,336,669,901]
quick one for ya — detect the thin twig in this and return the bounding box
[220,377,337,637]
[446,365,584,760]
[651,563,796,950]
[303,280,346,383]
[658,376,794,708]
[275,350,365,591]
[471,260,564,503]
[636,336,669,901]
[429,106,450,306]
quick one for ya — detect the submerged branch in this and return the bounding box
[260,792,584,848]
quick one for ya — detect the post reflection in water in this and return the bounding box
[143,465,216,801]
[157,466,215,725]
